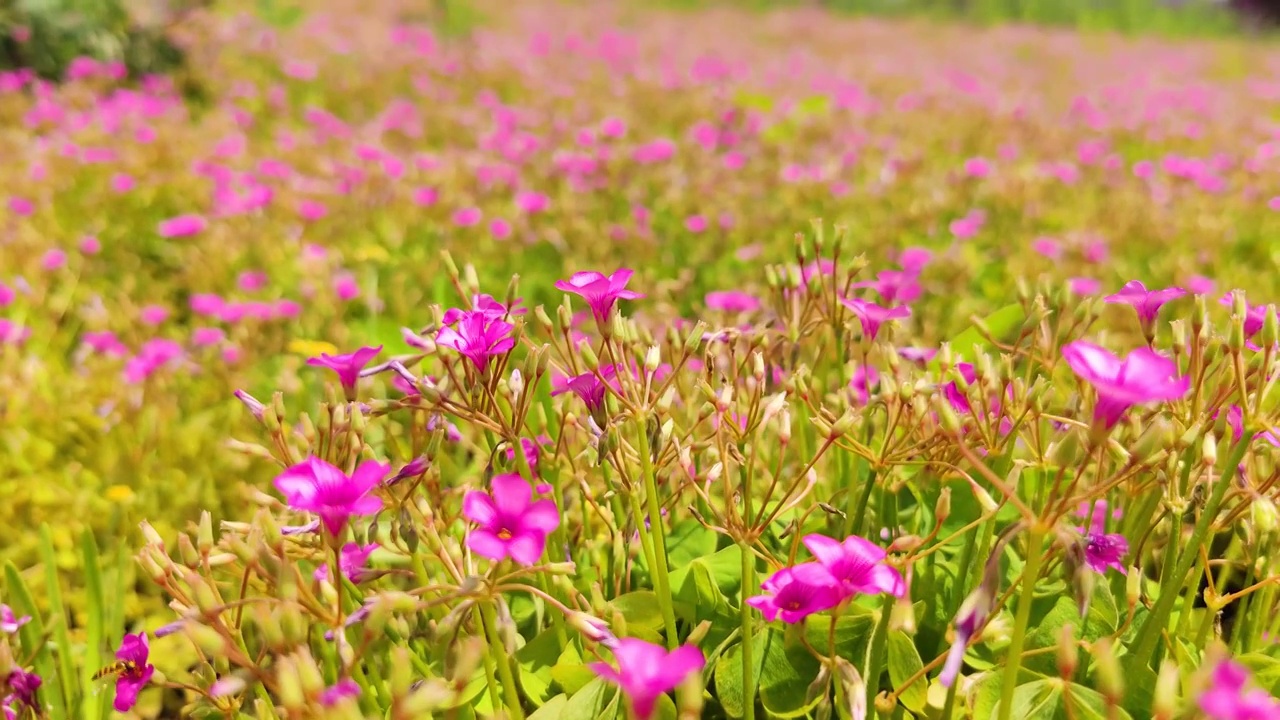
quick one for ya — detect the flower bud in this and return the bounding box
[935,396,962,435]
[197,511,214,555]
[185,622,229,657]
[234,390,267,423]
[833,658,867,720]
[1153,660,1179,720]
[831,410,856,438]
[1229,314,1245,353]
[568,612,615,645]
[935,488,952,524]
[1202,431,1218,468]
[140,520,165,547]
[1126,566,1141,608]
[580,342,600,370]
[1057,624,1077,678]
[645,346,661,373]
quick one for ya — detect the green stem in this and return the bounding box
[1128,438,1250,670]
[740,542,756,720]
[636,413,680,650]
[479,601,525,720]
[864,592,895,711]
[848,463,878,538]
[997,526,1046,720]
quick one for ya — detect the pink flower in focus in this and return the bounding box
[306,345,381,399]
[1062,341,1190,430]
[804,533,905,597]
[555,269,644,327]
[274,457,389,536]
[462,473,560,566]
[1076,500,1128,575]
[1104,280,1187,331]
[110,633,154,713]
[158,214,207,238]
[436,311,516,372]
[590,639,705,720]
[747,563,844,624]
[853,270,922,305]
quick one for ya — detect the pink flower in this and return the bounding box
[191,327,225,347]
[436,311,515,372]
[0,283,14,307]
[705,291,760,313]
[314,542,378,583]
[1062,341,1190,429]
[490,218,512,239]
[1198,659,1280,720]
[963,157,991,178]
[684,215,708,233]
[462,473,560,566]
[1030,237,1062,260]
[306,345,381,399]
[411,187,438,207]
[333,272,360,301]
[851,365,879,405]
[441,294,524,325]
[1220,291,1271,339]
[0,604,30,633]
[1104,280,1187,333]
[0,319,29,345]
[83,331,127,356]
[600,117,627,138]
[453,206,482,226]
[1187,275,1216,295]
[633,138,675,164]
[555,268,644,327]
[840,297,911,340]
[319,679,360,708]
[158,214,207,238]
[515,190,549,214]
[853,270,922,305]
[111,633,155,713]
[8,197,33,216]
[940,586,993,688]
[79,235,101,254]
[897,346,937,365]
[949,210,985,239]
[590,639,705,720]
[41,249,66,270]
[298,199,328,221]
[111,173,134,193]
[123,339,184,383]
[747,562,845,623]
[803,533,905,597]
[139,305,168,325]
[1077,500,1127,575]
[898,247,932,273]
[1069,277,1101,295]
[274,457,389,536]
[552,366,618,421]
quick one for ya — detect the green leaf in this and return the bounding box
[550,643,596,696]
[1240,652,1280,695]
[561,677,617,720]
[529,694,568,720]
[1065,682,1135,720]
[1023,591,1118,675]
[81,529,107,720]
[608,591,665,642]
[995,678,1064,720]
[802,610,875,661]
[929,303,1026,371]
[38,525,74,716]
[668,545,743,603]
[5,562,68,720]
[663,519,719,569]
[515,630,562,705]
[715,628,823,719]
[886,631,927,714]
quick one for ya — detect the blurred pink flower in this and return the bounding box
[333,272,360,301]
[490,218,512,239]
[41,249,66,270]
[158,214,207,238]
[139,305,169,325]
[79,235,101,254]
[453,206,482,226]
[1062,341,1189,429]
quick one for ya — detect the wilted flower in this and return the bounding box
[1062,341,1190,430]
[274,457,389,537]
[463,473,560,566]
[436,310,515,372]
[307,345,381,399]
[554,269,644,327]
[590,638,705,720]
[111,632,155,712]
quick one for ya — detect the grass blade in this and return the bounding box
[81,529,107,720]
[38,524,76,716]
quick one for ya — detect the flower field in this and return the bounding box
[2,0,1280,717]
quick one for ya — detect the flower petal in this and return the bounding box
[466,528,509,562]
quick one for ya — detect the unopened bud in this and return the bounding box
[1153,660,1179,720]
[1126,566,1141,607]
[935,488,952,523]
[1057,624,1077,677]
[833,658,867,720]
[645,346,660,373]
[1202,431,1218,468]
[140,520,165,547]
[186,622,229,657]
[580,342,600,370]
[1093,637,1123,702]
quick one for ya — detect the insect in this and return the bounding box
[91,661,138,681]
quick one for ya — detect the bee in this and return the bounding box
[91,661,138,681]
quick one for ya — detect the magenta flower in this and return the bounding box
[746,562,845,623]
[1076,500,1127,575]
[5,669,40,716]
[158,214,207,238]
[1199,659,1280,720]
[111,632,154,712]
[0,605,29,634]
[436,310,515,372]
[123,339,184,383]
[314,542,378,583]
[706,291,761,313]
[1220,290,1272,339]
[1062,341,1190,429]
[463,473,560,566]
[1104,281,1187,336]
[590,639,705,720]
[940,586,992,688]
[273,457,389,537]
[441,293,525,325]
[840,297,911,340]
[1223,405,1280,447]
[853,270,922,305]
[552,366,618,420]
[555,269,644,327]
[307,345,381,400]
[319,679,360,707]
[850,365,879,406]
[803,534,905,598]
[897,346,937,365]
[943,363,978,414]
[1069,277,1101,296]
